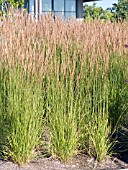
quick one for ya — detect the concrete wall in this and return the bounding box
[76,0,83,18]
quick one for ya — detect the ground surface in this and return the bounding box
[0,154,128,170]
[1,126,128,170]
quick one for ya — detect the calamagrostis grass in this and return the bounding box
[0,11,128,163]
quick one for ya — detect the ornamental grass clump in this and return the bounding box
[0,12,128,164]
[0,60,45,165]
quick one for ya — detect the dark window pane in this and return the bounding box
[42,0,52,11]
[54,0,64,11]
[65,0,76,12]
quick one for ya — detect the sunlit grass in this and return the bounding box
[0,12,128,164]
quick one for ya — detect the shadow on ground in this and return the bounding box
[112,126,128,165]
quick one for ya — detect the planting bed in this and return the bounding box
[1,126,128,170]
[0,12,128,169]
[0,154,128,170]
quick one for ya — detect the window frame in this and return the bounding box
[41,0,76,18]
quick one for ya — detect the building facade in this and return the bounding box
[26,0,98,19]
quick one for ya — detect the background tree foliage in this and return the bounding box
[108,0,128,21]
[84,0,128,22]
[0,0,24,15]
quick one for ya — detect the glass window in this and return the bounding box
[29,0,34,13]
[65,0,76,12]
[28,0,77,19]
[54,12,64,19]
[42,0,52,11]
[65,12,76,19]
[42,12,52,16]
[54,0,64,11]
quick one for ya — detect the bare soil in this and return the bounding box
[0,126,128,170]
[0,154,128,170]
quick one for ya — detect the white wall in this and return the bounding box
[77,0,83,18]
